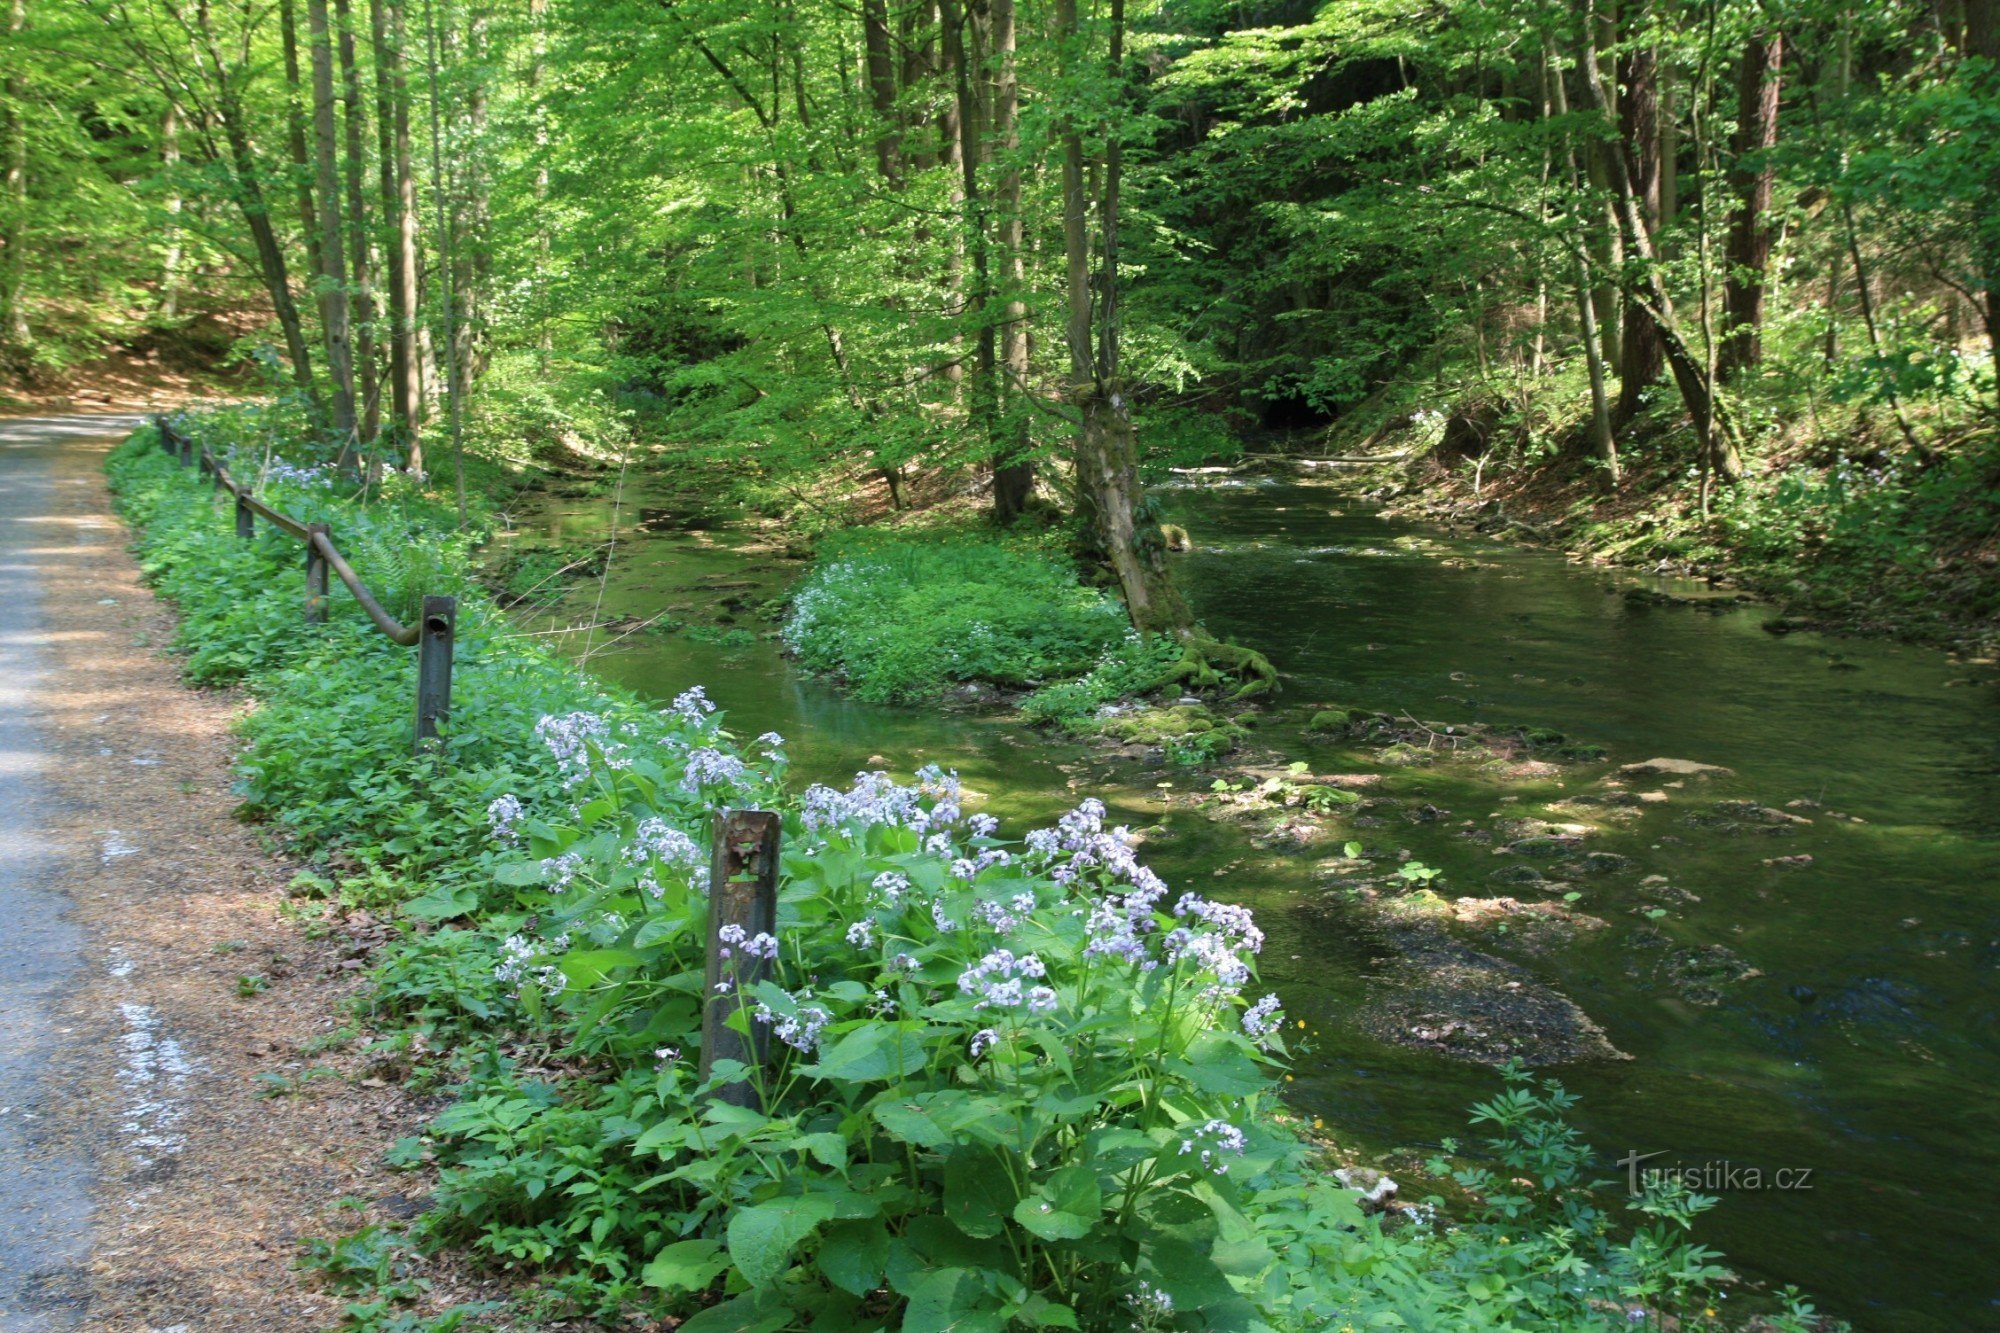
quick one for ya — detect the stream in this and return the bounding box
[497,474,2000,1331]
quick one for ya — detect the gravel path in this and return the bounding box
[0,415,145,1331]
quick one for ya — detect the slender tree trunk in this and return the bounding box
[371,0,423,469]
[1616,9,1665,423]
[1963,0,2000,401]
[991,0,1033,519]
[158,102,185,320]
[280,0,327,313]
[530,0,552,359]
[452,10,491,388]
[1551,39,1619,484]
[3,0,30,352]
[1719,32,1782,379]
[421,0,464,520]
[942,0,997,453]
[307,0,358,445]
[334,0,378,442]
[1583,0,1741,481]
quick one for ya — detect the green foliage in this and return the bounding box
[1019,635,1187,727]
[783,534,1133,702]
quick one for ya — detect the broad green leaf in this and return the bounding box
[641,1238,729,1293]
[727,1196,836,1287]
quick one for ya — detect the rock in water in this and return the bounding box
[1618,757,1735,779]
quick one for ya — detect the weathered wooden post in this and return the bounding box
[412,594,457,752]
[235,490,254,538]
[700,810,781,1107]
[305,524,330,624]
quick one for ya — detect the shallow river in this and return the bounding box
[502,475,2000,1330]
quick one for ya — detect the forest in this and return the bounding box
[7,0,1997,635]
[3,0,1998,1328]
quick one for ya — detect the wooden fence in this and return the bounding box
[153,415,456,755]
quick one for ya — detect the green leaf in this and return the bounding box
[641,1238,729,1293]
[402,883,478,921]
[944,1149,1014,1239]
[493,861,544,887]
[727,1196,836,1287]
[807,1022,930,1083]
[901,1267,1004,1333]
[796,1131,849,1170]
[1011,1166,1100,1242]
[816,1219,891,1296]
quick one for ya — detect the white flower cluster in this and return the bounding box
[494,932,568,997]
[958,949,1057,1013]
[624,817,709,897]
[798,764,963,834]
[1178,1119,1247,1175]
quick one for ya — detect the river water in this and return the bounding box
[501,474,2000,1330]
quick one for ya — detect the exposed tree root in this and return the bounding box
[1167,635,1280,700]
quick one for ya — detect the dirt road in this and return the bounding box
[0,417,418,1330]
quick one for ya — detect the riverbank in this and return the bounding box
[1299,402,2000,659]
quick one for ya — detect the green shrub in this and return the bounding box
[783,534,1131,702]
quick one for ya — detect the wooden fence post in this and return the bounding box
[700,810,781,1107]
[305,524,330,624]
[412,594,457,752]
[235,491,254,538]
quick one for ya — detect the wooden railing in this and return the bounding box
[154,416,457,755]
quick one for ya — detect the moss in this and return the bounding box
[1307,708,1354,734]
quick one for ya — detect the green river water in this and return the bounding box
[499,474,2000,1331]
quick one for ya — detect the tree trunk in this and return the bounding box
[991,0,1033,519]
[861,0,901,184]
[1719,33,1782,379]
[158,102,185,320]
[1550,38,1619,484]
[3,0,30,352]
[335,0,378,442]
[371,0,423,469]
[941,0,997,460]
[280,0,327,315]
[1057,0,1190,635]
[306,0,358,445]
[420,0,465,519]
[215,93,321,408]
[1583,0,1741,481]
[1616,12,1665,423]
[334,0,376,440]
[1962,0,2000,401]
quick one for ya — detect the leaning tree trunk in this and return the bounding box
[306,0,358,447]
[1057,0,1191,636]
[1719,32,1783,380]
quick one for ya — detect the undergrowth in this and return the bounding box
[106,409,1827,1332]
